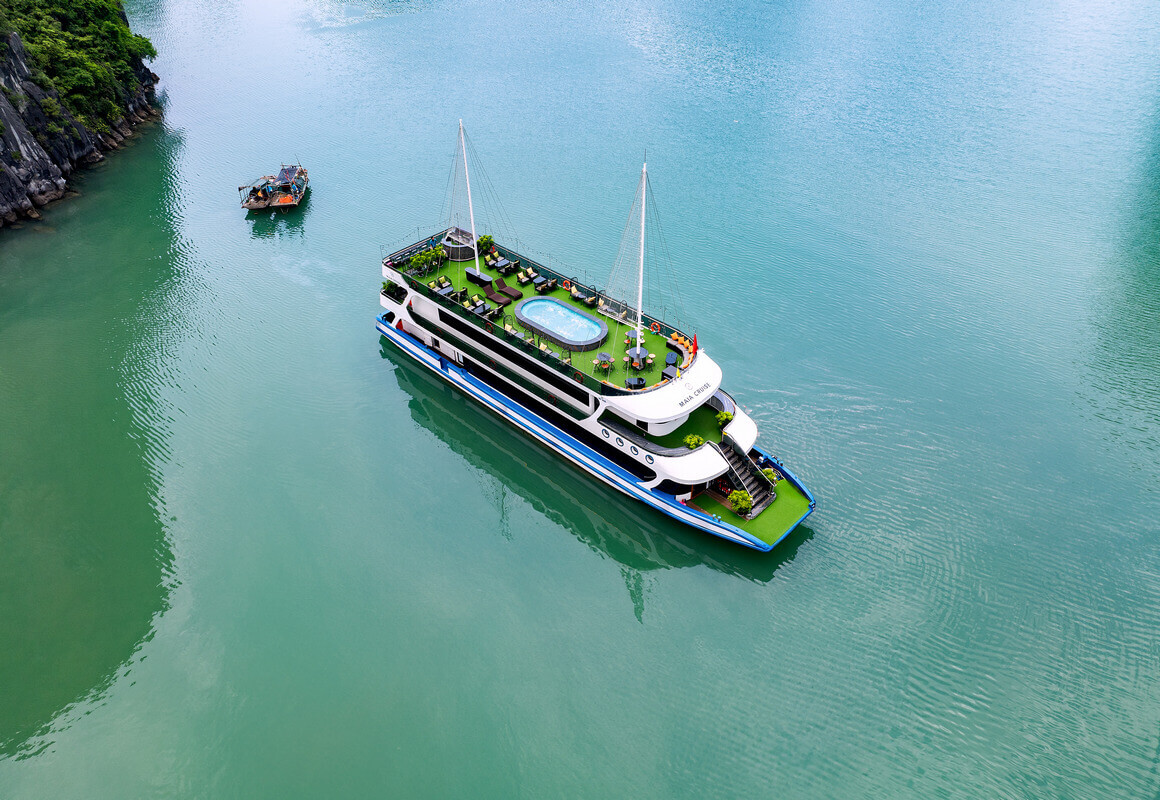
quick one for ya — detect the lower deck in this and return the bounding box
[689,480,812,547]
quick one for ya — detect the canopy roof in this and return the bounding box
[275,166,300,184]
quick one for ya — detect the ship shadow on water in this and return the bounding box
[1085,103,1160,467]
[380,341,813,592]
[244,191,311,239]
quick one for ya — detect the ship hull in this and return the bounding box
[376,314,809,551]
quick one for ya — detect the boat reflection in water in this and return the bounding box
[381,341,813,605]
[245,190,311,240]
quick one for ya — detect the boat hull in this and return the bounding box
[376,314,812,551]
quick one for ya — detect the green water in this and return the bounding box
[2,0,1159,796]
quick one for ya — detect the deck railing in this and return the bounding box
[392,232,702,397]
[387,230,691,361]
[596,415,695,458]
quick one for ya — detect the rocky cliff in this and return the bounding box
[0,31,158,227]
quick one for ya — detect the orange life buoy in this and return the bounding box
[485,321,495,334]
[650,322,661,334]
[572,371,584,383]
[562,280,572,291]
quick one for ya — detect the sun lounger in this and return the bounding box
[493,278,522,299]
[485,286,511,305]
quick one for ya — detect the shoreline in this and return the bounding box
[0,30,159,229]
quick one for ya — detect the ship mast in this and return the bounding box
[460,120,479,269]
[636,161,646,346]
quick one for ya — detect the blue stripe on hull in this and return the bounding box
[377,316,810,551]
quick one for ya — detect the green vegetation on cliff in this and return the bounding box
[0,0,155,132]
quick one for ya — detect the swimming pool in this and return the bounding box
[514,297,608,351]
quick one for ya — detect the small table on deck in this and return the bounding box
[662,365,680,381]
[665,351,679,366]
[625,376,646,390]
[627,346,650,370]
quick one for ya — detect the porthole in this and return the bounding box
[602,429,610,438]
[616,437,624,447]
[630,446,639,455]
[645,455,654,464]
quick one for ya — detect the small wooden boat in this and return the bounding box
[239,164,309,210]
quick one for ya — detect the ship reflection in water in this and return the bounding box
[380,341,813,612]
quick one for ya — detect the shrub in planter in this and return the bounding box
[477,234,494,252]
[762,468,781,483]
[728,490,753,516]
[684,434,704,449]
[716,411,733,428]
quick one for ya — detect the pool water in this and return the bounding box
[516,297,606,348]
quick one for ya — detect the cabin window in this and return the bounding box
[460,358,656,482]
[436,310,590,404]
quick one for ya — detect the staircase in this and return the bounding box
[715,438,776,517]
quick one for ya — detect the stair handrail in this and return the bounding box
[722,432,776,497]
[709,442,755,507]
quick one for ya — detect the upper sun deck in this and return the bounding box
[383,231,705,402]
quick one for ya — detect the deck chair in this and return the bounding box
[517,270,532,285]
[494,278,522,299]
[485,286,511,306]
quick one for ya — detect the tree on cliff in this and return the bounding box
[0,0,156,133]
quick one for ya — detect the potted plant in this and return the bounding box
[684,434,704,449]
[727,489,753,517]
[716,411,733,428]
[762,468,781,483]
[477,234,494,253]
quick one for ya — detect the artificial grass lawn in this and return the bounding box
[648,402,723,449]
[691,480,812,546]
[423,256,680,390]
